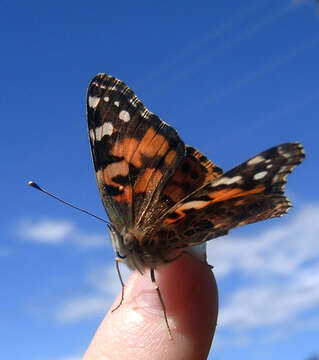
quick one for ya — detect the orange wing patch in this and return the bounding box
[164,185,266,225]
[161,146,223,204]
[110,137,140,167]
[165,149,178,166]
[137,128,169,158]
[101,130,182,208]
[135,168,163,194]
[208,184,266,203]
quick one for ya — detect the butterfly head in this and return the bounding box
[108,225,147,272]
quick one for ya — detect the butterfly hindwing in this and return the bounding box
[139,145,224,233]
[161,146,223,204]
[153,143,305,248]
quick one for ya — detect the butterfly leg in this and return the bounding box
[150,268,173,340]
[111,257,125,312]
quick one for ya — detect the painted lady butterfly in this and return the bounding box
[87,73,305,336]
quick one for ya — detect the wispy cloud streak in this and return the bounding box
[19,218,106,248]
[55,265,130,322]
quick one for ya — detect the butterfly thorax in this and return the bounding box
[109,225,169,272]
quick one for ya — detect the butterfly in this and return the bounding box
[87,73,305,336]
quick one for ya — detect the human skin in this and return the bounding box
[83,254,218,360]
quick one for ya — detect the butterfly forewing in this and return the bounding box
[87,74,185,232]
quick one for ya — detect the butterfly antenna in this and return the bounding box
[28,181,109,225]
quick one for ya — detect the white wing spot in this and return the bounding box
[299,146,306,155]
[88,96,100,109]
[272,174,281,184]
[102,122,113,136]
[278,165,290,174]
[141,109,150,119]
[103,96,109,102]
[247,155,265,166]
[95,122,114,140]
[129,96,138,107]
[212,175,242,187]
[180,200,210,211]
[266,164,273,169]
[253,171,267,180]
[119,110,131,122]
[114,101,119,107]
[283,174,288,182]
[278,146,291,158]
[89,129,95,141]
[95,125,102,141]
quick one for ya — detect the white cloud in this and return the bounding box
[57,355,82,360]
[19,218,107,248]
[219,264,319,329]
[85,263,131,294]
[207,204,319,278]
[74,232,106,248]
[55,264,130,322]
[206,204,319,337]
[56,295,109,322]
[213,333,251,348]
[20,219,74,243]
[261,314,319,344]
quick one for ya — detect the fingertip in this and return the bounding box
[84,254,218,360]
[157,253,218,357]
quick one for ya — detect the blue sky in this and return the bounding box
[1,0,319,359]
